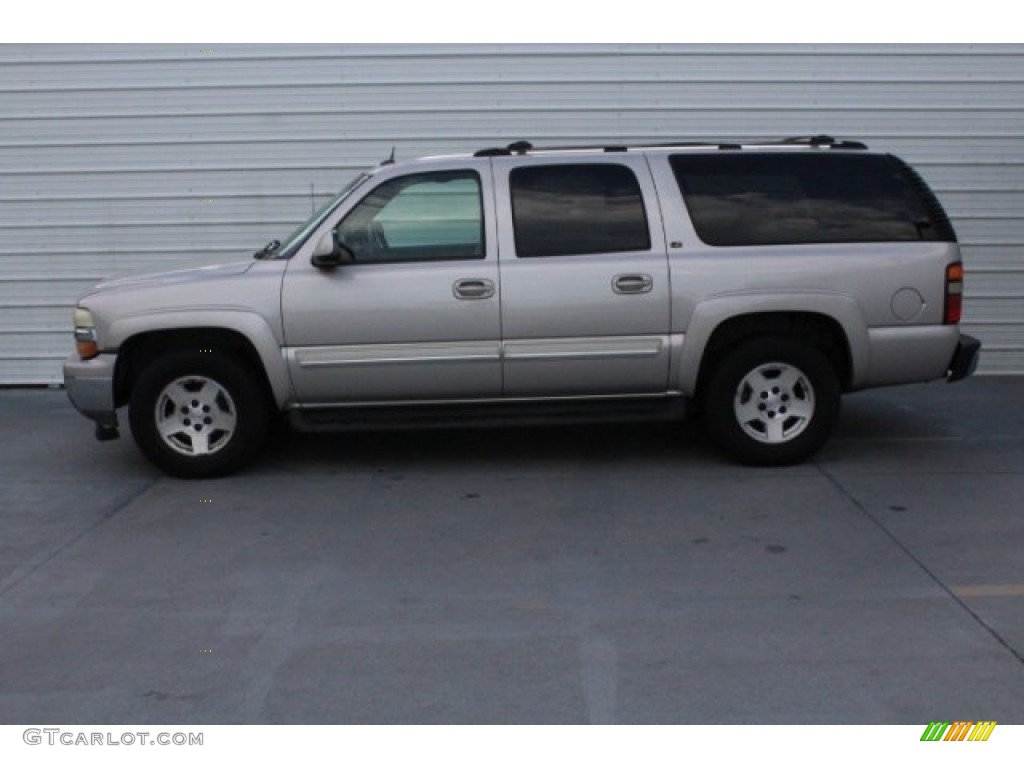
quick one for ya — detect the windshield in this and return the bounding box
[274,172,372,259]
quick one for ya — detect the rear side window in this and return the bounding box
[510,164,651,257]
[670,153,954,247]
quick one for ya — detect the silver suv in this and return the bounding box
[64,136,981,477]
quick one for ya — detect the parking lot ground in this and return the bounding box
[1,377,1022,724]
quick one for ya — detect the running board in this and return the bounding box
[288,397,689,433]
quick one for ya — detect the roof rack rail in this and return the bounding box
[781,135,868,150]
[473,140,633,157]
[474,141,534,157]
[474,139,714,157]
[473,136,868,157]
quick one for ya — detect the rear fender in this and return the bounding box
[676,292,869,395]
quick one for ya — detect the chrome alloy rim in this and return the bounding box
[733,362,815,444]
[155,376,237,456]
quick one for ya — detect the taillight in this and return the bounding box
[944,262,964,325]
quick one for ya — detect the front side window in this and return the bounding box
[336,170,484,263]
[510,164,651,258]
[670,153,939,247]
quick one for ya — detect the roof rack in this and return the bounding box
[473,136,867,157]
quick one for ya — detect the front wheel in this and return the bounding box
[129,350,269,478]
[701,338,840,466]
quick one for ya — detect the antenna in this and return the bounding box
[381,146,396,166]
[310,183,315,214]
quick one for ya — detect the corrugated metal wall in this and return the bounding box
[2,43,1022,383]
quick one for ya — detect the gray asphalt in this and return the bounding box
[1,377,1022,724]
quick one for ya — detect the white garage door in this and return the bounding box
[1,43,1022,382]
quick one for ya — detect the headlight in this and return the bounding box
[73,307,99,359]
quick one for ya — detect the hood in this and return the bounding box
[88,260,255,294]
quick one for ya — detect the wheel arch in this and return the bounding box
[694,312,853,401]
[678,297,868,398]
[113,324,287,411]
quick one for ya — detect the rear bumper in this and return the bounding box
[947,334,981,383]
[63,353,119,430]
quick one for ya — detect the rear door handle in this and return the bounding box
[453,278,496,300]
[612,274,653,294]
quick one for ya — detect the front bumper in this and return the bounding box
[947,334,981,383]
[63,353,119,431]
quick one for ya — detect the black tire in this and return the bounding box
[129,349,269,478]
[701,337,840,466]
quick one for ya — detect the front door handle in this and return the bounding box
[453,278,496,300]
[612,273,653,294]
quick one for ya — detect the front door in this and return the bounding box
[282,165,501,404]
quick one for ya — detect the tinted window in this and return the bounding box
[337,171,483,263]
[670,153,943,247]
[510,164,651,257]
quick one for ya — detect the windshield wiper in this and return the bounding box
[253,239,281,260]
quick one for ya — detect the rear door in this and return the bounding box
[493,155,671,397]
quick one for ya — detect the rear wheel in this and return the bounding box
[702,337,840,465]
[129,350,269,478]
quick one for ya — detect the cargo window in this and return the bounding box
[510,164,651,257]
[670,153,946,247]
[336,170,484,263]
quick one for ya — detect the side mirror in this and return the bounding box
[311,232,354,269]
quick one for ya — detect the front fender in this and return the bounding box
[109,310,291,407]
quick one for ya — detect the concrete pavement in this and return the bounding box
[1,377,1022,723]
